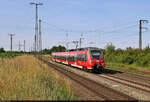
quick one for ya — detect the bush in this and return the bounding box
[122,55,134,64]
[135,53,150,67]
[104,44,150,68]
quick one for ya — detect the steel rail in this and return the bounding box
[37,56,137,101]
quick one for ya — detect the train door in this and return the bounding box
[76,54,88,68]
[81,54,88,67]
[76,54,82,68]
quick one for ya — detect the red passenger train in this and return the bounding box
[51,47,105,72]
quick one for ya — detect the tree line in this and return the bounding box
[104,44,150,67]
[40,45,66,54]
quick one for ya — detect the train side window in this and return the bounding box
[68,56,70,61]
[76,54,80,60]
[79,54,82,61]
[84,54,88,61]
[75,54,78,61]
[81,54,88,61]
[63,56,65,60]
[67,56,69,60]
[73,56,75,62]
[72,56,75,62]
[80,54,83,61]
[69,56,74,62]
[80,54,84,61]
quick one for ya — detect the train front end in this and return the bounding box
[89,49,105,72]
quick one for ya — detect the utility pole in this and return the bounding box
[79,33,84,48]
[139,20,148,50]
[39,19,42,52]
[30,2,43,52]
[66,42,69,50]
[72,41,79,49]
[19,41,21,51]
[8,34,15,52]
[18,41,23,51]
[66,31,68,50]
[24,40,25,52]
[31,47,33,52]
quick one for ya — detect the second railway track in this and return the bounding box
[37,56,137,101]
[97,74,150,94]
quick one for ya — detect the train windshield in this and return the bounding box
[90,50,102,60]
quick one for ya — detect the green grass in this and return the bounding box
[106,62,150,76]
[0,52,22,58]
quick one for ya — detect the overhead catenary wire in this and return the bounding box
[42,19,148,49]
[42,20,139,34]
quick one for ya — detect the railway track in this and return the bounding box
[103,68,150,84]
[97,74,150,94]
[90,70,150,95]
[42,56,150,97]
[105,74,150,88]
[37,56,137,101]
[85,69,150,96]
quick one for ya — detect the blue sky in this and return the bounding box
[0,0,150,51]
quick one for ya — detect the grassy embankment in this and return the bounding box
[106,63,150,76]
[0,55,77,100]
[104,45,150,76]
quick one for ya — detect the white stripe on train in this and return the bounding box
[55,59,92,69]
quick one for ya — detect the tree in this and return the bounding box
[41,45,66,54]
[41,48,51,54]
[105,43,115,54]
[143,45,150,53]
[0,48,5,53]
[115,48,124,55]
[50,45,66,54]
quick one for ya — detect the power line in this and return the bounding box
[42,20,138,34]
[42,19,149,49]
[93,20,137,33]
[97,24,138,35]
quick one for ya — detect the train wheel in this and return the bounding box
[100,68,103,73]
[83,67,87,71]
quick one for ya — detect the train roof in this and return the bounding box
[67,47,101,52]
